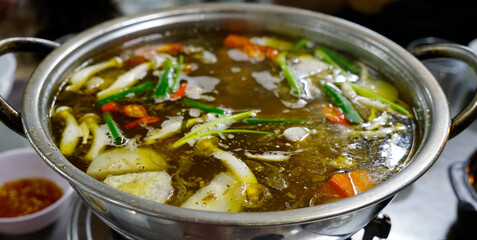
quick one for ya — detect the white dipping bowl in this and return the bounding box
[0,54,16,99]
[0,148,74,235]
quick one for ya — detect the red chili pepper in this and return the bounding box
[224,34,278,59]
[124,116,160,129]
[121,104,148,118]
[224,34,251,49]
[321,105,350,126]
[101,102,120,113]
[170,83,188,99]
[266,48,279,58]
[156,43,183,54]
[124,56,148,69]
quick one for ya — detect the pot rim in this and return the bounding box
[21,3,450,226]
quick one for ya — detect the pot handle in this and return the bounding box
[409,43,477,139]
[0,37,60,137]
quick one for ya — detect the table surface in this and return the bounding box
[1,76,477,240]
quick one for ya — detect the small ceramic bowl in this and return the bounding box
[0,148,74,235]
[449,149,477,237]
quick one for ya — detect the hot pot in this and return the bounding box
[1,3,477,239]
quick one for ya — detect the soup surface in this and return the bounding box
[51,31,416,212]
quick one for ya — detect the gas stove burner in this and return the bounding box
[67,198,391,240]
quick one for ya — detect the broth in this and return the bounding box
[50,31,416,212]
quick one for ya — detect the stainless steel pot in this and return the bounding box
[1,3,477,239]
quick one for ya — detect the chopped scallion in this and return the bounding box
[96,81,154,105]
[319,47,360,74]
[183,98,225,115]
[172,129,274,148]
[171,55,184,92]
[244,118,309,124]
[103,112,125,145]
[350,83,411,116]
[320,81,363,124]
[314,48,346,76]
[172,110,257,148]
[275,53,304,95]
[152,60,174,99]
[289,38,309,52]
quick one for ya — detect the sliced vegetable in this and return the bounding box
[320,170,375,198]
[66,57,123,92]
[104,171,173,203]
[350,83,411,116]
[79,113,108,161]
[275,52,304,95]
[172,110,256,148]
[181,172,242,212]
[172,129,274,149]
[54,106,83,156]
[97,61,153,99]
[101,102,120,113]
[183,97,225,115]
[124,116,160,129]
[103,112,126,145]
[318,47,359,74]
[121,104,148,118]
[96,81,154,106]
[282,127,309,142]
[170,83,188,99]
[152,59,174,99]
[244,151,291,162]
[86,147,167,179]
[171,55,184,92]
[289,38,309,52]
[321,105,350,126]
[144,117,202,144]
[244,118,309,124]
[320,81,363,124]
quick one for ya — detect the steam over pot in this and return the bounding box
[1,3,477,239]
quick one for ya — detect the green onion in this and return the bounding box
[350,83,411,116]
[170,55,184,92]
[152,60,174,99]
[320,81,363,124]
[172,129,274,149]
[96,81,154,105]
[183,98,225,115]
[275,53,304,95]
[314,48,346,76]
[172,110,256,148]
[319,47,360,74]
[103,112,125,145]
[289,38,309,52]
[244,118,309,124]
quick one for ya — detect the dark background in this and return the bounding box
[1,0,475,48]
